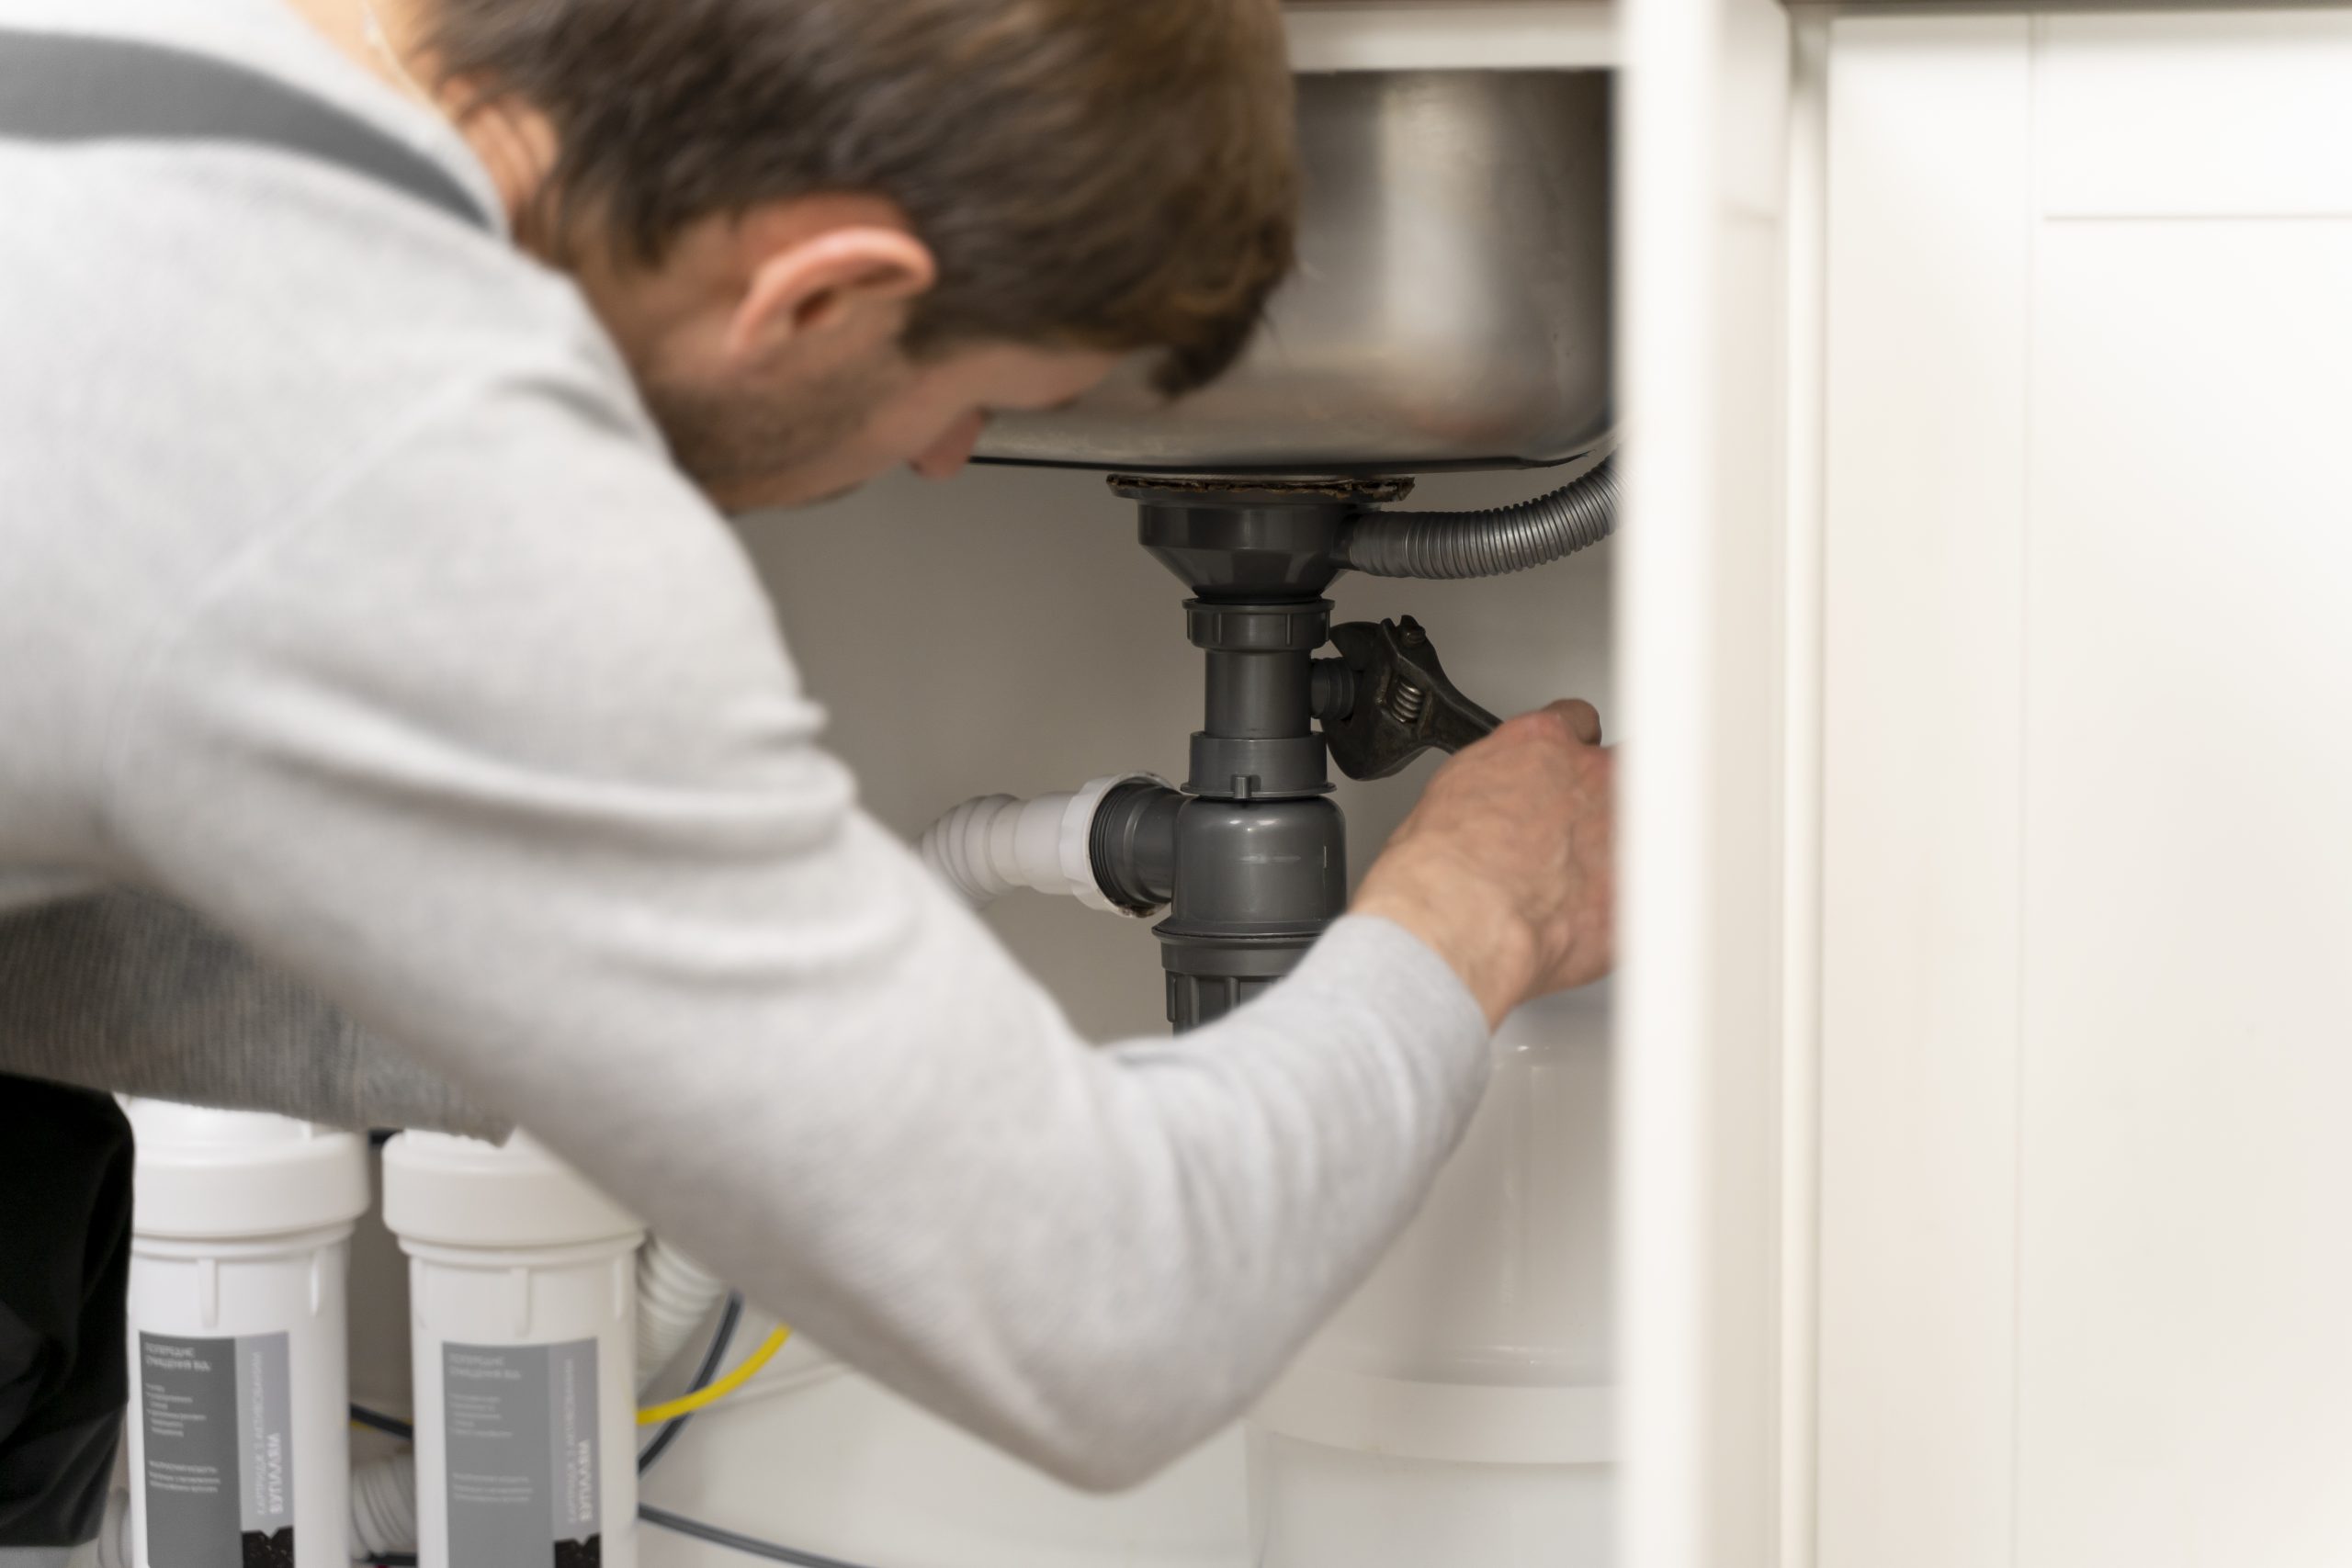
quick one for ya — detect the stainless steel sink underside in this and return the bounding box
[977,70,1614,478]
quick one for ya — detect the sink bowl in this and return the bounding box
[976,69,1613,478]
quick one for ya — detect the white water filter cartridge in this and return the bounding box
[382,1132,643,1568]
[123,1101,369,1568]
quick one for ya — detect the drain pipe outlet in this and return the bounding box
[1340,454,1619,580]
[919,776,1172,916]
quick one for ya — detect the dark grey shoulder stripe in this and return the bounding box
[0,28,491,231]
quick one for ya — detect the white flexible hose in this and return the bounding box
[348,1451,418,1558]
[917,775,1167,915]
[919,793,1046,908]
[636,1237,729,1391]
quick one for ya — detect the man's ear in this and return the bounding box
[726,223,938,362]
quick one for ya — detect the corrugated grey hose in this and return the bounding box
[1340,454,1618,579]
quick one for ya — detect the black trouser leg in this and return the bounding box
[0,1077,132,1550]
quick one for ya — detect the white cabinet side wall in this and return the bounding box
[1619,0,1791,1563]
[1817,11,2352,1568]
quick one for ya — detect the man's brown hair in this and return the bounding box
[424,0,1298,393]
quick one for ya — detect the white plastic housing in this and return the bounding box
[383,1133,643,1568]
[122,1102,368,1568]
[1250,986,1614,1566]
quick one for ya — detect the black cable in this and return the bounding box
[638,1291,744,1475]
[640,1504,882,1568]
[349,1403,414,1441]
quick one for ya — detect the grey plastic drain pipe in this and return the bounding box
[1340,454,1619,580]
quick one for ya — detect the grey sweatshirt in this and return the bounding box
[0,890,507,1140]
[0,0,1494,1487]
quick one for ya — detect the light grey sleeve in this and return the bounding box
[0,888,508,1140]
[99,376,1494,1491]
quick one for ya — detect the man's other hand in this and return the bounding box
[1351,699,1615,1026]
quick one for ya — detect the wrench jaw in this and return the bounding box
[1318,617,1504,783]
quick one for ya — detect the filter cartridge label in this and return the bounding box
[139,1332,296,1568]
[443,1339,603,1566]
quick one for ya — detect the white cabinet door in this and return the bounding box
[1816,12,2352,1568]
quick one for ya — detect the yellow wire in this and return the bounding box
[636,1325,792,1427]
